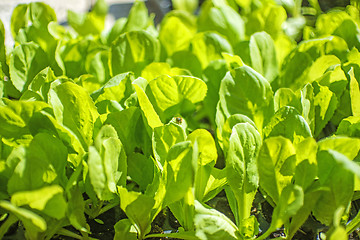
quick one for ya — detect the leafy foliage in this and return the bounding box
[0,0,360,239]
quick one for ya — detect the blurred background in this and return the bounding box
[0,0,352,45]
[0,0,173,45]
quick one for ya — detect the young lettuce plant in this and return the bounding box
[256,135,360,239]
[115,139,197,240]
[225,122,262,238]
[166,129,227,232]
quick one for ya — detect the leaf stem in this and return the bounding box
[98,198,120,216]
[56,228,98,240]
[346,208,360,235]
[257,226,275,240]
[0,214,18,239]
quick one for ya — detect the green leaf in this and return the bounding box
[28,111,85,167]
[274,88,302,113]
[168,50,202,77]
[239,215,259,238]
[226,123,261,225]
[336,116,360,137]
[107,18,127,45]
[57,38,94,79]
[191,32,233,69]
[202,59,227,126]
[219,114,256,154]
[85,49,110,84]
[294,138,318,191]
[259,184,304,240]
[110,30,160,76]
[163,141,196,206]
[316,11,351,36]
[146,75,207,121]
[48,21,73,41]
[313,81,338,137]
[145,230,199,240]
[67,0,108,36]
[0,200,47,238]
[10,2,61,74]
[299,83,316,134]
[218,66,274,133]
[277,51,313,91]
[307,55,341,85]
[249,32,278,83]
[198,1,245,46]
[134,84,163,129]
[271,184,304,229]
[118,186,155,239]
[9,42,48,97]
[141,62,188,81]
[105,107,147,156]
[257,136,296,203]
[172,0,199,13]
[222,53,244,70]
[49,81,99,147]
[66,171,88,233]
[186,129,218,202]
[187,129,217,166]
[127,153,155,191]
[88,125,126,200]
[121,0,151,34]
[246,4,287,38]
[0,100,50,142]
[0,76,4,100]
[91,72,135,110]
[318,136,360,160]
[314,150,357,225]
[0,20,8,77]
[317,11,360,50]
[114,219,137,240]
[153,122,186,166]
[11,2,56,38]
[286,184,325,239]
[21,67,56,102]
[193,200,239,240]
[263,106,312,144]
[277,37,341,91]
[317,65,348,99]
[202,167,227,202]
[169,189,195,231]
[328,226,348,240]
[159,11,196,56]
[7,133,68,195]
[350,67,360,117]
[11,185,66,220]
